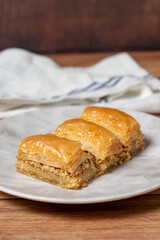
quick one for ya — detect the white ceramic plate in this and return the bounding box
[0,106,160,204]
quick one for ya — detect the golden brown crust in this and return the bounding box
[80,107,144,150]
[17,134,89,173]
[54,118,122,160]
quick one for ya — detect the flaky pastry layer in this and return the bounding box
[16,148,130,189]
[81,106,144,155]
[54,118,122,160]
[16,154,97,189]
[18,134,89,173]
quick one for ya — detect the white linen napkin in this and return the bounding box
[0,48,160,118]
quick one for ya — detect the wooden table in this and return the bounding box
[0,51,160,240]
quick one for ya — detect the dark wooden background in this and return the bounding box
[0,0,160,53]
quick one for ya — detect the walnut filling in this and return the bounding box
[16,149,130,181]
[128,140,145,155]
[16,154,98,189]
[16,157,97,179]
[94,151,130,175]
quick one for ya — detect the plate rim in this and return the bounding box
[0,183,160,204]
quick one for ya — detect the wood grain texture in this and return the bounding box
[0,196,160,239]
[0,0,160,53]
[0,51,160,240]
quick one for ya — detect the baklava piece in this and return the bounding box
[81,107,144,156]
[16,134,98,189]
[54,118,130,175]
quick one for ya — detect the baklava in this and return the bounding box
[16,134,98,189]
[81,107,144,155]
[54,118,130,175]
[16,107,144,190]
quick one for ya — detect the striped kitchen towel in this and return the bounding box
[0,48,160,118]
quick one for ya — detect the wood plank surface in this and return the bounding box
[0,0,160,53]
[0,196,160,240]
[0,51,160,240]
